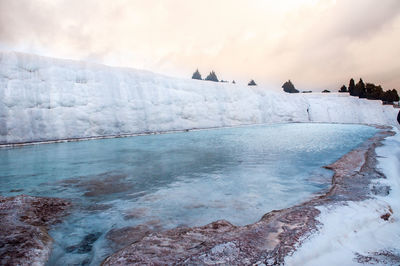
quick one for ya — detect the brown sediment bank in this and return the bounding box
[102,126,395,265]
[0,195,70,265]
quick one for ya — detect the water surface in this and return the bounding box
[0,123,377,265]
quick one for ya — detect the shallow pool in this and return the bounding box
[0,123,377,265]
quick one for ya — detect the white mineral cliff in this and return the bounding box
[0,51,398,144]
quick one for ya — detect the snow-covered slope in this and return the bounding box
[0,52,398,144]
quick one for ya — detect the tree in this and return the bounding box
[232,80,236,84]
[192,69,202,80]
[205,71,219,82]
[282,80,299,93]
[387,89,399,102]
[359,87,367,98]
[356,79,366,98]
[248,79,257,86]
[380,89,399,103]
[392,89,399,102]
[339,85,348,93]
[352,78,365,97]
[381,90,390,102]
[365,83,383,100]
[349,78,355,96]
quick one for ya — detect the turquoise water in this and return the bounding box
[0,123,377,265]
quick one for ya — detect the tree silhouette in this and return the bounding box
[205,71,219,82]
[352,78,365,97]
[384,89,399,103]
[365,83,383,100]
[339,85,348,93]
[282,80,299,93]
[392,89,400,102]
[345,77,399,105]
[248,80,257,86]
[349,78,355,96]
[358,79,367,98]
[192,69,202,80]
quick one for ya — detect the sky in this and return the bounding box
[1,0,400,91]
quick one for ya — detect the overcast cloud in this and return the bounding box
[1,0,399,91]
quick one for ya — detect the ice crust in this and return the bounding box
[0,51,398,144]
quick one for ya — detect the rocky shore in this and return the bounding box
[0,195,70,265]
[102,127,395,265]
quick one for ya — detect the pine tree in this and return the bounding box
[205,71,219,82]
[192,69,202,80]
[352,78,365,97]
[232,80,236,84]
[248,80,257,86]
[358,79,367,98]
[349,78,355,96]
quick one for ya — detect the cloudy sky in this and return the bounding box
[1,0,399,91]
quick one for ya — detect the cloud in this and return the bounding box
[0,0,399,90]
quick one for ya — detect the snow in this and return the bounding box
[285,128,400,266]
[0,51,398,144]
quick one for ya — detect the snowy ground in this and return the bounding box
[0,51,398,144]
[286,128,400,265]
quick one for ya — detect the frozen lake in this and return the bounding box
[0,123,377,265]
